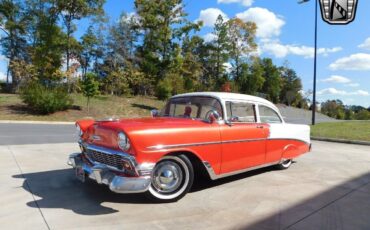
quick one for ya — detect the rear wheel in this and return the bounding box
[146,155,194,202]
[276,159,292,170]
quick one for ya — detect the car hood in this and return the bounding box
[96,117,209,131]
[82,117,211,149]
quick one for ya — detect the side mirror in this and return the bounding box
[207,110,221,123]
[151,109,159,117]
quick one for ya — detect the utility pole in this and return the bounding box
[298,0,318,125]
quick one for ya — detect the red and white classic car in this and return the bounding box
[68,92,311,201]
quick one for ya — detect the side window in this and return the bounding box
[226,101,256,123]
[169,104,198,118]
[259,105,282,123]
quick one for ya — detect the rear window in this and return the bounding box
[259,105,282,123]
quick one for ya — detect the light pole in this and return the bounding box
[299,0,318,125]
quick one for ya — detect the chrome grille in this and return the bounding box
[87,149,123,170]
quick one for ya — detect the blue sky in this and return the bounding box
[1,0,369,107]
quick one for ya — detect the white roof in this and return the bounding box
[172,92,277,110]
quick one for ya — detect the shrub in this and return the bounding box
[20,82,73,114]
[155,77,173,100]
[81,73,100,113]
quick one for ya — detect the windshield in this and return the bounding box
[160,96,223,120]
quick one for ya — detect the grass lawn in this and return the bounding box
[0,93,165,122]
[311,121,370,142]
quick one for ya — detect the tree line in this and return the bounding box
[320,100,370,120]
[1,0,307,109]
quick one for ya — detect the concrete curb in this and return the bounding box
[311,137,370,146]
[0,120,74,125]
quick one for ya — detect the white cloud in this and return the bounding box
[217,0,253,7]
[318,88,347,95]
[318,88,369,96]
[197,8,228,27]
[356,90,370,96]
[0,55,8,62]
[203,33,217,42]
[348,83,360,87]
[358,37,370,50]
[223,62,232,73]
[261,40,342,58]
[329,53,370,71]
[321,75,351,83]
[0,71,6,82]
[236,7,285,38]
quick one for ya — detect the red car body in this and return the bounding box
[68,92,311,201]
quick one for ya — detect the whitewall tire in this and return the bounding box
[276,159,292,170]
[146,155,194,202]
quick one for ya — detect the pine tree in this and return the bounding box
[82,73,100,113]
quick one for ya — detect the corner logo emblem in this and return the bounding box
[319,0,358,24]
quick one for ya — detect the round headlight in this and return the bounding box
[76,124,83,137]
[118,132,130,151]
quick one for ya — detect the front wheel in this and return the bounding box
[145,155,194,202]
[276,159,292,170]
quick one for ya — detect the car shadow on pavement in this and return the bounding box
[12,164,277,215]
[12,168,153,215]
[191,165,277,193]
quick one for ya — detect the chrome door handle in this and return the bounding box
[256,125,264,129]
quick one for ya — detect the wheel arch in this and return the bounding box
[164,150,212,181]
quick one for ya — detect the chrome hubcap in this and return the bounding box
[152,161,183,193]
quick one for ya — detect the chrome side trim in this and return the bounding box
[147,141,221,150]
[203,160,280,180]
[147,138,266,150]
[223,138,266,144]
[267,138,311,146]
[147,138,309,150]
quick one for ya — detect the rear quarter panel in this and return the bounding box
[265,123,311,163]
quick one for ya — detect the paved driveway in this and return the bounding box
[0,123,75,145]
[1,141,370,230]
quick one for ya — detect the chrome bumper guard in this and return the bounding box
[67,153,151,194]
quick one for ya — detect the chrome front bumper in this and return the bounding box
[67,153,151,194]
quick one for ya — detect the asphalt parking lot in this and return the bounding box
[1,140,370,229]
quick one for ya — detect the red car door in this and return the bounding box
[220,101,269,174]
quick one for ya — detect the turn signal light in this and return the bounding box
[122,159,133,171]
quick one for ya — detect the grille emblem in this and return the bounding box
[91,135,101,141]
[319,0,358,24]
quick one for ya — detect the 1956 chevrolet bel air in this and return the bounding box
[68,92,311,201]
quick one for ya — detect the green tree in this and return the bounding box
[344,109,354,120]
[227,18,257,82]
[238,58,264,95]
[354,110,370,120]
[0,0,30,89]
[56,0,105,71]
[211,15,230,87]
[135,0,187,82]
[261,58,281,103]
[31,13,66,82]
[181,36,204,91]
[321,100,345,119]
[135,0,200,97]
[81,72,99,113]
[279,65,303,106]
[80,25,99,76]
